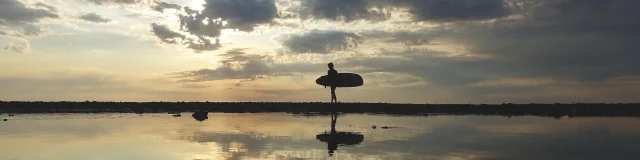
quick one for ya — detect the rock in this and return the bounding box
[172,114,181,117]
[3,119,7,121]
[380,126,401,129]
[372,125,376,129]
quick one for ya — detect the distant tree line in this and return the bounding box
[0,101,639,118]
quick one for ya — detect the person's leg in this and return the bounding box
[331,87,337,103]
[330,87,335,103]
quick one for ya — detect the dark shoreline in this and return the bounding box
[1,101,640,118]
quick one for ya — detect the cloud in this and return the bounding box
[178,0,278,35]
[393,0,510,21]
[170,0,279,51]
[185,36,221,52]
[0,0,59,25]
[21,24,53,37]
[298,0,389,22]
[0,24,54,38]
[170,50,319,82]
[4,41,30,53]
[34,2,58,12]
[296,0,509,22]
[151,23,185,44]
[0,30,23,37]
[281,29,361,54]
[152,0,181,12]
[85,0,141,5]
[469,78,557,88]
[151,22,221,52]
[200,0,279,32]
[79,12,112,23]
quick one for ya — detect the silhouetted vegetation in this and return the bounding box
[1,101,639,118]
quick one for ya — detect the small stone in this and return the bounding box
[3,119,7,121]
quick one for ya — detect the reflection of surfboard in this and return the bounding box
[316,73,364,87]
[316,132,364,146]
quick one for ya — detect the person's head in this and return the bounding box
[328,62,334,69]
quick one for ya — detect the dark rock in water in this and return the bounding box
[8,114,14,116]
[192,111,208,121]
[172,114,181,117]
[380,126,401,129]
[372,125,376,129]
[3,119,7,121]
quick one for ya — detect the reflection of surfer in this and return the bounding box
[328,112,338,155]
[327,63,338,103]
[316,112,364,157]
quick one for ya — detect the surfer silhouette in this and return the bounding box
[327,63,338,103]
[316,63,363,102]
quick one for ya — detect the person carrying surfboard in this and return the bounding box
[327,62,338,103]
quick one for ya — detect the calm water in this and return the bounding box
[1,113,640,160]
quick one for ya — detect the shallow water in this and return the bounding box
[1,113,640,160]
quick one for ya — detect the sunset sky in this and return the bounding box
[1,0,639,103]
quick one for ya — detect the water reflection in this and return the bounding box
[192,110,208,121]
[1,113,640,160]
[316,112,364,156]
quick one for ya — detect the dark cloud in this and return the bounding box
[0,0,59,25]
[178,10,224,38]
[501,0,640,36]
[151,23,185,44]
[152,1,181,12]
[151,23,221,52]
[79,12,112,23]
[170,0,279,51]
[185,36,221,52]
[179,0,278,34]
[297,0,509,22]
[298,0,389,22]
[200,0,279,32]
[395,0,510,21]
[281,29,361,54]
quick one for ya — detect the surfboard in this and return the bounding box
[316,73,364,87]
